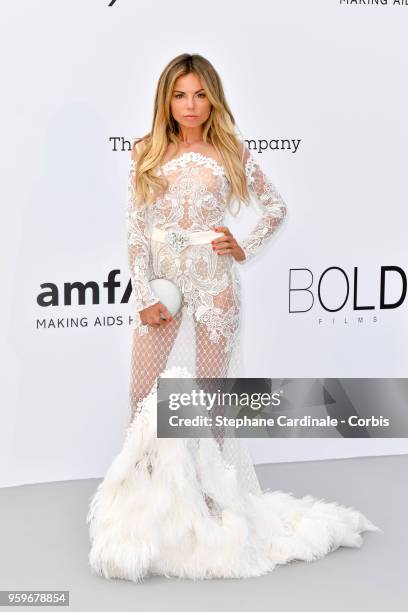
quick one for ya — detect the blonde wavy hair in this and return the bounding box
[131,53,251,216]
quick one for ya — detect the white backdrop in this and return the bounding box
[1,0,407,487]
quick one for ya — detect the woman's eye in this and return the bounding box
[174,93,206,99]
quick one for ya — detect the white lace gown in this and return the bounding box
[86,140,381,582]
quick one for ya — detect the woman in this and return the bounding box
[87,53,381,582]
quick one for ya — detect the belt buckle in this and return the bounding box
[165,227,190,253]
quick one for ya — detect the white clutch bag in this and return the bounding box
[149,278,182,319]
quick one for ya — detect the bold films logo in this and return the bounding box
[289,265,407,326]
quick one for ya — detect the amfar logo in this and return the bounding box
[339,1,408,6]
[37,270,131,307]
[36,270,137,330]
[289,265,406,322]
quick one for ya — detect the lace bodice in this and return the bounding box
[126,141,288,312]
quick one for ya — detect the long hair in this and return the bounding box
[132,53,251,215]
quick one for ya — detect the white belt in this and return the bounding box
[151,226,223,254]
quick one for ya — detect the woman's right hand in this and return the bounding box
[139,302,174,328]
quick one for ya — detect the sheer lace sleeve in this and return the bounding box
[237,145,288,264]
[126,141,160,312]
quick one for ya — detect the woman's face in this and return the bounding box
[170,72,212,131]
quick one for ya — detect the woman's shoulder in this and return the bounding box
[238,138,251,163]
[131,136,149,162]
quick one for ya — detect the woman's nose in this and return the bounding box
[185,97,196,108]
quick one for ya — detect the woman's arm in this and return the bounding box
[237,145,288,264]
[126,140,160,311]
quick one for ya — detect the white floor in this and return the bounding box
[0,454,404,612]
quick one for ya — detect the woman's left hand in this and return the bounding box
[211,226,246,263]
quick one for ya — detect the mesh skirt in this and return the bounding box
[86,242,381,582]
